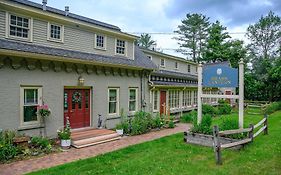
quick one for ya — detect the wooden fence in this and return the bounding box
[245,101,270,115]
[213,114,268,165]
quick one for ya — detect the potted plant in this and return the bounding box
[116,123,124,136]
[57,118,71,148]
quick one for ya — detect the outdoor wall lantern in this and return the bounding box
[78,76,85,86]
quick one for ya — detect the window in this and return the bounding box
[187,64,191,73]
[169,90,180,109]
[128,88,138,112]
[183,90,192,107]
[175,62,178,69]
[95,34,106,49]
[160,59,165,67]
[47,23,64,42]
[9,14,30,39]
[195,66,198,73]
[152,91,159,111]
[20,87,42,126]
[116,39,126,55]
[108,88,119,114]
[147,55,152,60]
[193,91,198,106]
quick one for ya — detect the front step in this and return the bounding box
[71,128,121,148]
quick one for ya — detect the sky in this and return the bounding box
[31,0,281,58]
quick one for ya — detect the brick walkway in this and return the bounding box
[0,123,190,175]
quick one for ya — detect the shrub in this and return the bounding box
[152,114,164,129]
[168,120,175,128]
[0,130,20,162]
[264,102,281,114]
[202,104,217,117]
[191,114,212,134]
[0,143,19,162]
[30,137,52,152]
[181,110,197,123]
[218,117,246,139]
[218,103,232,115]
[130,111,150,135]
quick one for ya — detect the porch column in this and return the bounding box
[197,64,203,124]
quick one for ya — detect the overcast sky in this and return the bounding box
[32,0,281,58]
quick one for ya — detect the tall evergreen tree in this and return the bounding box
[174,13,210,63]
[136,33,156,49]
[203,21,231,63]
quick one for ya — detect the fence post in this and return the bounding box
[248,124,254,142]
[264,114,268,135]
[213,125,222,165]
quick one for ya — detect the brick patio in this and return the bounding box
[0,123,190,175]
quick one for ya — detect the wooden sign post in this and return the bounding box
[197,60,244,128]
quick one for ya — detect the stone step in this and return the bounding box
[72,133,121,148]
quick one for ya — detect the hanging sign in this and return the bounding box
[202,65,238,87]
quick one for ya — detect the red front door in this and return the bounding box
[64,89,90,129]
[160,91,166,115]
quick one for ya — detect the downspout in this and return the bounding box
[140,70,143,111]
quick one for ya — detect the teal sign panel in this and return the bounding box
[202,65,238,87]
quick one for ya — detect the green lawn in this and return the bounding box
[29,111,281,175]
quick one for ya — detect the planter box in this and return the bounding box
[184,132,242,149]
[13,136,30,147]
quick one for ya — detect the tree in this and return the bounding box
[136,33,156,49]
[203,21,231,63]
[174,13,210,63]
[246,11,281,60]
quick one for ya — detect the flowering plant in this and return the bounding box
[37,104,51,118]
[57,118,71,140]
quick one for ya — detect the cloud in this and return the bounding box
[164,0,281,27]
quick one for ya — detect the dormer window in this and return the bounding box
[8,14,31,40]
[160,59,165,67]
[116,39,126,55]
[47,23,64,42]
[95,34,106,50]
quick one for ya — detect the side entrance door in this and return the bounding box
[64,89,90,129]
[160,91,167,115]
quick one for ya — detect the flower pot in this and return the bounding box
[116,129,123,136]
[61,139,71,147]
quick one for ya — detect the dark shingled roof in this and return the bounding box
[150,81,197,87]
[0,39,157,70]
[10,0,121,31]
[152,69,197,80]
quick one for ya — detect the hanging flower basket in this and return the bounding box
[37,104,51,118]
[72,91,82,103]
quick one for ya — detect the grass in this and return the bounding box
[29,111,281,175]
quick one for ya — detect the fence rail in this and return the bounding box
[213,114,268,165]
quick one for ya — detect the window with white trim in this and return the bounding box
[95,34,106,49]
[108,88,119,114]
[187,64,191,73]
[116,39,126,55]
[152,91,159,111]
[129,88,138,112]
[9,14,30,39]
[169,90,180,109]
[183,90,192,107]
[20,87,42,126]
[193,90,198,105]
[160,58,165,67]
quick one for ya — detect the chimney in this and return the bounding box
[65,6,69,16]
[42,0,47,11]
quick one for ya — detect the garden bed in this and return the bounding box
[184,132,242,149]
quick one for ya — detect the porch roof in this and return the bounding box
[152,70,198,80]
[0,39,157,70]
